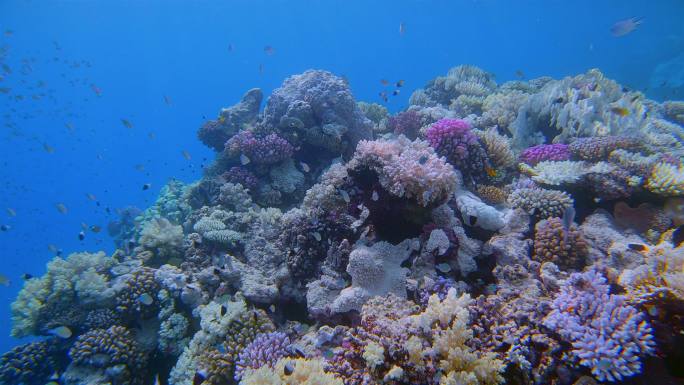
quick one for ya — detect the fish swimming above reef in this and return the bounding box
[611,17,642,37]
[121,118,133,128]
[0,274,10,286]
[55,203,68,214]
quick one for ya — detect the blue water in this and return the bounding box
[0,0,682,354]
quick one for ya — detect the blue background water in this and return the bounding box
[0,0,682,351]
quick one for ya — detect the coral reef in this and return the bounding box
[5,66,684,385]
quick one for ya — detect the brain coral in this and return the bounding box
[350,136,459,207]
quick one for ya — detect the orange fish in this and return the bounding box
[380,79,389,86]
[485,166,497,178]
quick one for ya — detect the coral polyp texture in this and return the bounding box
[5,66,684,385]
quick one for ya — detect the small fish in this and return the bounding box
[43,143,55,153]
[4,29,12,37]
[611,17,642,37]
[80,222,88,231]
[627,243,649,252]
[154,374,161,385]
[47,244,60,254]
[90,225,102,233]
[672,225,684,247]
[49,326,72,339]
[392,90,400,96]
[135,164,145,172]
[182,150,192,160]
[269,304,276,312]
[21,273,33,280]
[121,119,133,129]
[0,274,10,286]
[300,162,310,172]
[86,193,97,201]
[371,191,379,201]
[148,132,156,140]
[436,263,452,273]
[561,206,575,243]
[379,91,388,103]
[0,224,9,232]
[468,215,477,226]
[65,122,75,132]
[553,97,565,104]
[228,43,234,52]
[610,106,630,117]
[220,305,227,316]
[0,87,10,94]
[396,80,405,87]
[258,63,264,74]
[380,79,390,86]
[339,189,350,203]
[283,362,295,376]
[91,84,102,96]
[164,95,172,105]
[399,21,406,35]
[485,165,497,178]
[193,371,207,385]
[312,232,322,241]
[78,231,85,241]
[143,183,151,190]
[264,45,275,55]
[240,154,251,165]
[5,208,15,216]
[55,203,68,214]
[2,64,11,74]
[139,293,153,305]
[515,69,525,79]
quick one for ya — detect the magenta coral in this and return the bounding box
[425,118,490,186]
[225,131,294,165]
[519,144,570,165]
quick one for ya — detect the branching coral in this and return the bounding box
[235,331,291,380]
[543,271,655,382]
[519,144,570,165]
[226,130,294,165]
[645,161,684,196]
[350,136,458,207]
[569,136,641,161]
[388,110,423,140]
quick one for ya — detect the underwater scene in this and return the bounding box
[1,0,684,384]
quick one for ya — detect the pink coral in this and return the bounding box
[519,144,570,165]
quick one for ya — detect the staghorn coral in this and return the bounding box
[508,187,573,219]
[533,217,588,270]
[645,161,684,196]
[543,271,655,382]
[235,331,291,380]
[426,118,491,186]
[0,340,61,385]
[350,136,459,207]
[519,143,570,166]
[10,251,115,337]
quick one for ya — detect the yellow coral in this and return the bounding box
[362,341,385,368]
[646,162,684,196]
[241,358,344,385]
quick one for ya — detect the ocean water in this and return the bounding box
[0,0,683,384]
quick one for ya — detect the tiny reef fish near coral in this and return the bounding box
[182,150,192,160]
[139,293,154,305]
[672,225,684,247]
[611,17,642,37]
[48,326,72,339]
[610,106,630,116]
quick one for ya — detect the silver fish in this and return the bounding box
[49,325,72,339]
[611,17,642,37]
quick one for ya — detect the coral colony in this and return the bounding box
[3,66,684,385]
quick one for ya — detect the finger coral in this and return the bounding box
[543,271,655,382]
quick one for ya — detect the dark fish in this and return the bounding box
[627,243,648,252]
[468,215,477,226]
[164,95,172,105]
[0,224,10,231]
[220,305,227,316]
[213,268,220,275]
[90,225,102,233]
[515,69,525,79]
[228,43,233,52]
[264,45,275,55]
[0,87,10,94]
[418,155,428,165]
[91,84,102,96]
[672,225,684,247]
[21,273,33,280]
[143,183,151,190]
[396,80,405,87]
[121,119,133,129]
[193,371,206,385]
[78,231,85,241]
[553,97,565,104]
[610,107,630,117]
[283,362,294,375]
[392,90,400,96]
[399,21,406,35]
[291,346,306,358]
[379,91,388,103]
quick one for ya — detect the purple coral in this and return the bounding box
[425,118,490,186]
[519,144,570,165]
[234,331,291,380]
[226,131,294,165]
[543,271,655,382]
[222,167,259,191]
[388,110,422,140]
[569,136,641,161]
[419,276,456,306]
